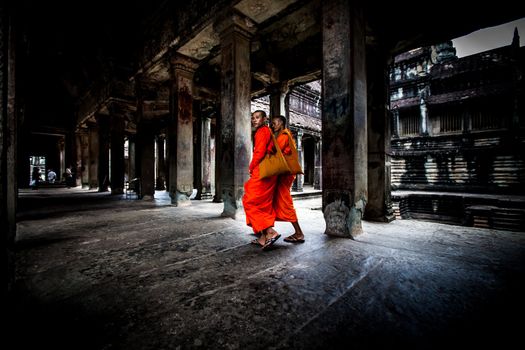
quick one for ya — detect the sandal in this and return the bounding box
[262,234,281,251]
[283,234,305,243]
[250,239,264,247]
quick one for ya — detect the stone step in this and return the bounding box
[291,191,322,200]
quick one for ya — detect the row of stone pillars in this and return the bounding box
[76,1,392,237]
[204,1,389,234]
[1,0,396,294]
[265,83,323,192]
[74,108,216,204]
[75,116,126,195]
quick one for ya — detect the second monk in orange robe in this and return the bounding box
[269,115,305,243]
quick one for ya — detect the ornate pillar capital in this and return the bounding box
[169,53,199,76]
[214,9,257,39]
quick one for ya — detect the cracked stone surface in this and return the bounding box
[9,189,525,349]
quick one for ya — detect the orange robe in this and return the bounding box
[242,126,278,233]
[270,130,298,222]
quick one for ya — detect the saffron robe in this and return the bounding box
[270,129,298,222]
[242,126,278,233]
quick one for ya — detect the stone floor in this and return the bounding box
[9,188,525,349]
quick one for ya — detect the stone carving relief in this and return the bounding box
[324,199,350,236]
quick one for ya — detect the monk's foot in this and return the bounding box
[265,227,280,240]
[293,232,304,240]
[262,227,281,250]
[283,233,305,243]
[250,237,266,247]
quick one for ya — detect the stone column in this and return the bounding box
[213,114,222,203]
[284,93,291,127]
[196,113,212,199]
[2,6,18,292]
[510,28,523,130]
[88,122,99,189]
[75,131,83,187]
[128,135,136,180]
[66,128,77,185]
[164,137,169,193]
[215,11,256,218]
[314,139,322,190]
[110,117,125,194]
[96,116,110,192]
[155,135,166,190]
[136,123,155,200]
[168,53,197,206]
[201,116,212,197]
[292,129,304,192]
[364,45,394,222]
[194,105,203,198]
[134,77,154,200]
[322,0,367,238]
[58,137,65,181]
[391,108,400,138]
[418,83,429,135]
[78,129,90,188]
[269,82,289,118]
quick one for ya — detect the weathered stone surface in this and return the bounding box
[322,0,367,238]
[216,11,254,218]
[168,54,197,206]
[9,190,525,349]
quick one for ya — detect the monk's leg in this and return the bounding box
[290,221,304,240]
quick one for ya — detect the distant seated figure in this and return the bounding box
[47,169,57,183]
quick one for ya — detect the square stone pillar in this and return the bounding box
[391,108,400,138]
[364,45,394,222]
[195,111,212,200]
[418,83,429,136]
[87,122,99,189]
[292,129,304,192]
[78,129,90,188]
[322,0,367,238]
[194,110,202,198]
[168,54,197,206]
[66,128,77,186]
[202,117,212,197]
[155,135,166,191]
[58,137,65,180]
[314,139,322,190]
[269,82,289,118]
[2,9,18,292]
[136,123,155,200]
[213,114,222,203]
[128,135,136,180]
[96,115,110,192]
[215,11,256,218]
[110,117,125,194]
[75,131,83,187]
[164,139,169,193]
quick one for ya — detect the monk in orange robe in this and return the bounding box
[242,110,281,249]
[269,115,305,243]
